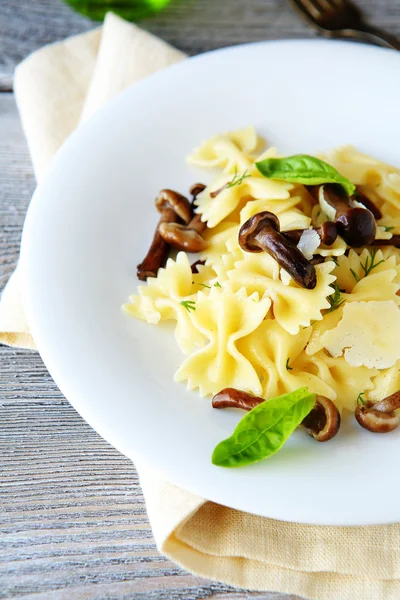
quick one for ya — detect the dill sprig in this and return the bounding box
[325,284,346,314]
[357,392,366,406]
[286,358,293,371]
[180,300,196,313]
[382,225,395,232]
[214,282,222,288]
[197,283,211,289]
[350,247,385,283]
[226,168,251,189]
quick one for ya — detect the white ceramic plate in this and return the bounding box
[22,40,400,526]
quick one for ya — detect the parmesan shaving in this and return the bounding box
[320,301,400,369]
[297,228,321,260]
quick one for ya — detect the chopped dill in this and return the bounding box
[180,300,196,313]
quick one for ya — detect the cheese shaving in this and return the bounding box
[320,300,400,369]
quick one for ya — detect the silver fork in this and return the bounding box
[288,0,400,50]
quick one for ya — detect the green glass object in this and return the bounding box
[64,0,171,21]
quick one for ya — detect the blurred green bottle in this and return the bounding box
[64,0,171,21]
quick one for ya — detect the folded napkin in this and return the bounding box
[2,12,400,599]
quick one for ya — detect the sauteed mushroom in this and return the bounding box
[212,388,265,411]
[159,213,207,252]
[308,184,376,247]
[238,211,317,289]
[137,190,192,281]
[355,391,400,433]
[212,389,340,442]
[302,395,341,442]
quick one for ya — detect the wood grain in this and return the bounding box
[1,0,399,596]
[2,0,400,90]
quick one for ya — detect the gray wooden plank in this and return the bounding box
[2,0,400,89]
[0,93,301,598]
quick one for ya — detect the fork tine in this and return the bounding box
[306,0,336,14]
[295,0,324,20]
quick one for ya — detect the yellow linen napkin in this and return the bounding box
[2,12,400,599]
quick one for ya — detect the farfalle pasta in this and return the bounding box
[124,127,400,420]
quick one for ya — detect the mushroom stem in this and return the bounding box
[373,390,400,413]
[239,211,317,289]
[372,235,400,249]
[212,388,264,411]
[355,391,400,433]
[137,208,177,281]
[308,184,376,247]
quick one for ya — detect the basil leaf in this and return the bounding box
[256,155,356,196]
[212,387,316,468]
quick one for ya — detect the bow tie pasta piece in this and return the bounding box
[226,256,335,334]
[123,252,208,354]
[191,262,219,291]
[378,200,400,233]
[318,300,400,369]
[187,126,264,173]
[239,196,303,225]
[317,236,347,258]
[367,359,400,403]
[195,175,293,228]
[199,221,242,278]
[322,145,400,211]
[174,288,271,397]
[295,350,378,412]
[333,248,400,295]
[239,197,311,233]
[236,320,335,401]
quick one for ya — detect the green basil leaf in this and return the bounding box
[212,387,316,468]
[256,155,356,196]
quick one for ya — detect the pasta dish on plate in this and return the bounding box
[123,127,400,467]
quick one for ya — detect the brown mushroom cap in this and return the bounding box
[155,189,192,224]
[159,221,208,252]
[239,211,317,290]
[319,221,338,246]
[301,395,341,442]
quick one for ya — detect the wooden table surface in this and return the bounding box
[1,1,399,598]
